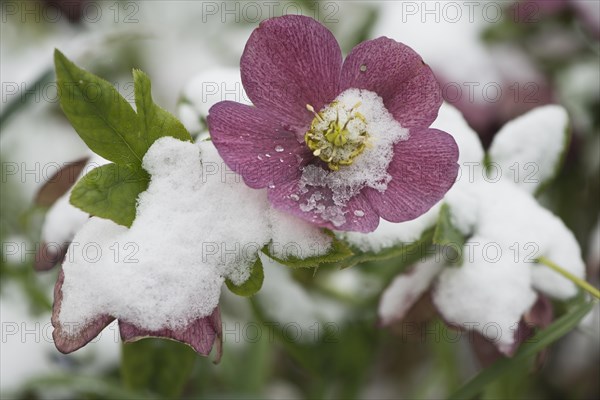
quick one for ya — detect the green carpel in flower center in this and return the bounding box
[304,102,370,171]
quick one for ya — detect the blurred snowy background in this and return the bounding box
[1,0,599,398]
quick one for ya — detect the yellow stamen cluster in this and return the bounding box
[304,102,369,171]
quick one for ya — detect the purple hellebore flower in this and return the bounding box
[208,15,459,232]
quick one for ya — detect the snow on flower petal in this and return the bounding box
[53,137,332,353]
[488,105,570,194]
[52,269,115,354]
[362,127,458,224]
[433,177,585,351]
[208,15,459,233]
[372,104,587,354]
[433,235,538,356]
[342,103,483,252]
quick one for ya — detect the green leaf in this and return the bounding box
[433,204,466,265]
[225,256,264,296]
[121,338,197,398]
[20,374,154,399]
[449,300,596,400]
[326,227,436,271]
[56,51,193,228]
[70,163,149,227]
[263,231,354,269]
[54,49,144,165]
[480,359,532,400]
[133,69,192,147]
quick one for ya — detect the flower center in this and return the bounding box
[304,101,370,171]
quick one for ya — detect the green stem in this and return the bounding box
[537,256,600,299]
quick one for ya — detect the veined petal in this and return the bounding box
[364,128,459,223]
[119,307,222,360]
[431,102,484,165]
[241,15,342,132]
[208,101,312,189]
[52,269,115,354]
[340,37,442,129]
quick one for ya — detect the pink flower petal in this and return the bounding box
[51,269,114,354]
[524,293,553,329]
[364,128,459,223]
[471,331,503,367]
[119,307,223,361]
[340,37,442,129]
[472,294,554,364]
[240,15,342,132]
[35,241,67,271]
[267,180,380,232]
[208,101,312,189]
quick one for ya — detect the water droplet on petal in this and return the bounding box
[268,183,276,189]
[257,155,263,160]
[265,153,271,158]
[354,210,365,217]
[290,194,300,201]
[279,158,284,163]
[275,145,284,152]
[359,64,367,72]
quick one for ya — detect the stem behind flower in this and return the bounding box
[536,256,600,299]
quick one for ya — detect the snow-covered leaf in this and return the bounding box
[55,138,333,353]
[432,177,585,352]
[488,105,570,195]
[529,213,586,300]
[433,235,538,355]
[225,257,264,297]
[263,231,353,269]
[433,204,467,265]
[332,227,436,270]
